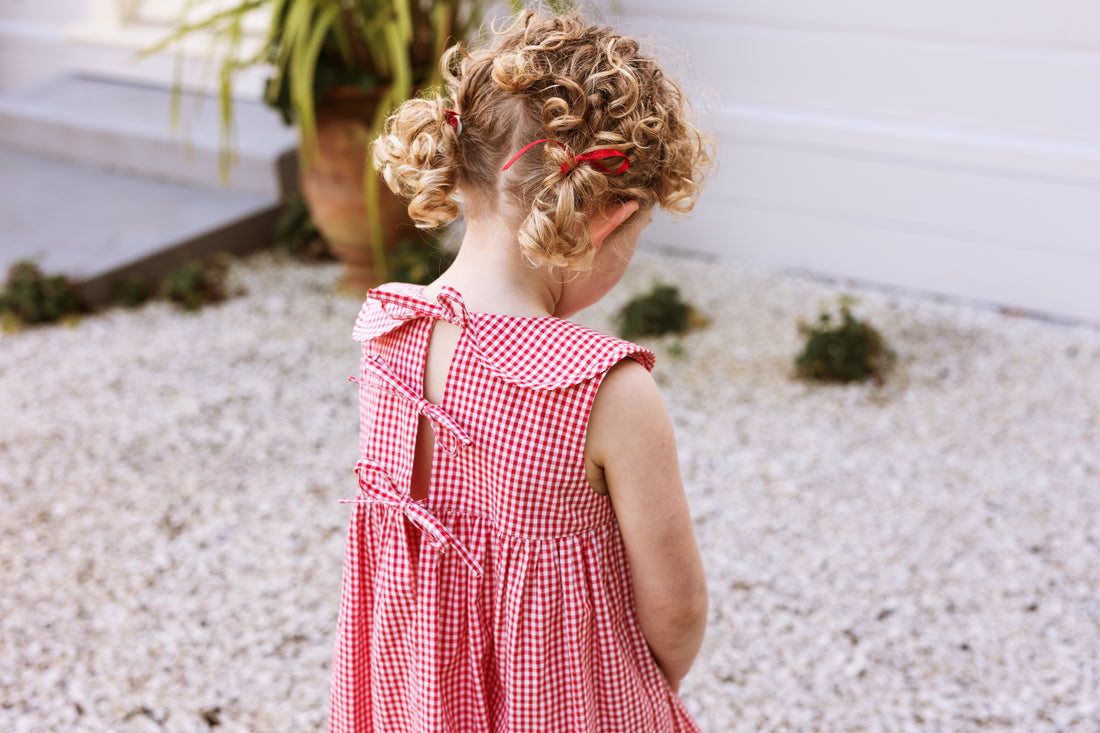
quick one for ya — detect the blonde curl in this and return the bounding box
[372,97,461,229]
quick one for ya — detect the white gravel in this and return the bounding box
[2,248,1098,732]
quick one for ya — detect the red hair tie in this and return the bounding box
[444,110,462,135]
[501,139,629,175]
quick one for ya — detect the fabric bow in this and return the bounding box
[501,139,630,175]
[341,459,483,577]
[349,354,472,456]
[443,110,462,135]
[367,286,469,329]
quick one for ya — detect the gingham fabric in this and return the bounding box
[329,283,702,732]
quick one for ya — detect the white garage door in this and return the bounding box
[617,0,1100,322]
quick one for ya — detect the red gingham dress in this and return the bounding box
[329,283,702,732]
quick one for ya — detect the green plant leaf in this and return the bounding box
[266,0,302,116]
[328,11,356,67]
[393,0,414,45]
[291,3,343,162]
[138,0,265,57]
[364,94,396,279]
[427,3,454,91]
[359,9,393,80]
[383,21,413,105]
[216,15,246,179]
[262,0,290,52]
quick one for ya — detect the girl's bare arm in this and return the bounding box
[585,359,708,690]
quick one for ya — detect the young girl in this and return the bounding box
[329,10,710,731]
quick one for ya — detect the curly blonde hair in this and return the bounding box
[373,10,712,270]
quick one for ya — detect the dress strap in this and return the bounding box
[341,459,483,577]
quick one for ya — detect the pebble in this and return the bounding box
[2,249,1099,731]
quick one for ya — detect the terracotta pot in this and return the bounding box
[299,89,414,294]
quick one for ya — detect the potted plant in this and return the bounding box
[149,0,542,290]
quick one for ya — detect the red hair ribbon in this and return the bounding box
[501,139,629,175]
[444,110,462,135]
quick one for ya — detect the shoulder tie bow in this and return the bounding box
[367,286,469,328]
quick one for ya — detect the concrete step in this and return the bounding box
[0,74,298,198]
[0,75,302,306]
[0,145,281,305]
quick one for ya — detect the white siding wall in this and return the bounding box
[616,1,1100,322]
[3,1,1099,320]
[0,0,92,91]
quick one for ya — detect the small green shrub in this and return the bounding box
[795,297,894,384]
[108,275,156,308]
[0,261,84,327]
[617,283,702,341]
[160,255,230,311]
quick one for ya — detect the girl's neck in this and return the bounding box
[424,213,560,318]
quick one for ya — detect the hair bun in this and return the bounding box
[373,98,462,229]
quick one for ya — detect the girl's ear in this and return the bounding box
[590,200,640,251]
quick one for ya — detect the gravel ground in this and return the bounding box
[2,249,1098,732]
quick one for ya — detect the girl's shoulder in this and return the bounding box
[352,282,654,390]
